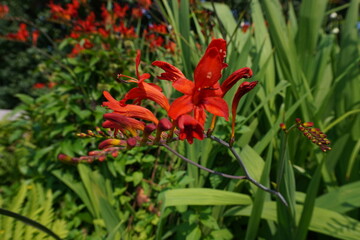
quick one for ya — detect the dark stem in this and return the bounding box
[209,135,288,206]
[160,143,246,180]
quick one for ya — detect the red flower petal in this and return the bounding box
[172,78,195,95]
[194,47,224,89]
[193,106,207,126]
[202,97,229,120]
[206,38,227,61]
[152,61,186,82]
[122,82,170,111]
[168,95,194,120]
[103,113,145,136]
[221,67,253,96]
[103,91,159,124]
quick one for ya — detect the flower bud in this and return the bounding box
[127,137,138,149]
[303,122,314,127]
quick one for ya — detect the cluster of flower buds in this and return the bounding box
[280,118,331,152]
[59,39,257,163]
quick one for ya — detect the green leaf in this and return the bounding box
[186,226,201,240]
[245,146,273,240]
[226,201,360,240]
[15,94,34,104]
[316,180,360,213]
[295,158,324,240]
[132,171,143,186]
[162,188,252,207]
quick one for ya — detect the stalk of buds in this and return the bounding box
[280,118,332,152]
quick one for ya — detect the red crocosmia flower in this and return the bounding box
[83,38,93,49]
[7,23,29,42]
[70,31,80,39]
[114,3,129,18]
[32,30,40,46]
[131,8,143,19]
[97,28,110,38]
[149,24,167,34]
[47,82,57,88]
[176,114,204,144]
[153,38,229,126]
[103,113,145,136]
[33,83,46,89]
[49,0,79,21]
[138,0,152,10]
[18,23,29,41]
[119,50,170,111]
[165,41,176,54]
[68,43,84,58]
[101,5,113,26]
[73,12,97,33]
[103,91,159,124]
[114,23,136,38]
[144,33,164,50]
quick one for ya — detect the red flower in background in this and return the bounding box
[114,3,129,18]
[32,30,40,46]
[33,83,46,89]
[165,41,176,54]
[131,8,143,19]
[6,23,29,42]
[0,4,9,18]
[73,12,97,33]
[114,23,137,38]
[138,0,152,10]
[49,0,80,21]
[68,39,92,57]
[149,24,168,34]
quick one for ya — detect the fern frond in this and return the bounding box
[24,183,42,240]
[37,189,54,240]
[52,219,69,239]
[3,181,28,240]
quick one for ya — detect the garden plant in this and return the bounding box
[0,0,359,239]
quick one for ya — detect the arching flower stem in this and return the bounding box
[160,143,246,180]
[209,135,288,206]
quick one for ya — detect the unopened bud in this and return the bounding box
[58,154,72,162]
[127,137,137,149]
[111,151,119,158]
[280,123,287,130]
[144,123,157,134]
[157,118,172,131]
[98,139,125,149]
[303,122,314,127]
[155,118,173,143]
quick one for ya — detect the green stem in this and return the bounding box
[277,131,288,190]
